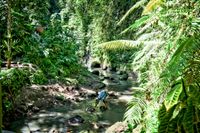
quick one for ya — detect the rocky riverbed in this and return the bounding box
[8,63,138,133]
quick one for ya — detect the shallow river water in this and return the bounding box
[10,75,134,133]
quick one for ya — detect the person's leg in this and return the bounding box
[103,100,108,108]
[95,98,99,107]
[100,100,107,111]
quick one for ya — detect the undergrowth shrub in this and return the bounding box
[0,66,48,122]
[0,68,29,113]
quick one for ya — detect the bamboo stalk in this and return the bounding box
[6,0,12,69]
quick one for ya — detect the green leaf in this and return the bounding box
[142,0,163,15]
[170,103,183,120]
[121,16,150,34]
[96,40,141,51]
[11,9,24,17]
[164,83,183,111]
[117,0,148,25]
[183,98,194,133]
[169,38,193,65]
[158,105,176,133]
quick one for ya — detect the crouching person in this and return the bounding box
[95,89,108,111]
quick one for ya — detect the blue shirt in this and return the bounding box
[97,90,108,101]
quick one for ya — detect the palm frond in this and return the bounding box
[137,31,161,41]
[142,0,164,15]
[117,0,148,25]
[96,40,141,51]
[96,40,164,53]
[121,15,150,34]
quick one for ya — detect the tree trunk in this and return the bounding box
[0,32,2,133]
[6,0,12,69]
[0,77,2,133]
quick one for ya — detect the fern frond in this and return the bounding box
[96,40,141,51]
[142,0,164,15]
[124,97,146,124]
[97,40,142,50]
[97,40,164,52]
[132,40,164,71]
[136,15,159,36]
[117,0,148,25]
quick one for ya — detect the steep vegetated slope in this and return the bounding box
[120,0,200,132]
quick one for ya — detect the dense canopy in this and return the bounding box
[0,0,199,132]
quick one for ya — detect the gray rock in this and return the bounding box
[92,82,106,89]
[2,130,15,133]
[119,73,128,80]
[108,91,118,98]
[91,70,100,75]
[91,61,101,68]
[128,72,138,80]
[106,122,127,133]
[67,115,84,126]
[20,126,31,133]
[99,76,105,81]
[107,66,117,72]
[86,92,97,98]
[86,106,96,113]
[116,70,124,75]
[32,106,40,113]
[28,121,40,132]
[102,65,108,70]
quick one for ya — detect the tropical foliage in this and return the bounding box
[120,0,200,132]
[0,0,139,129]
[0,0,199,132]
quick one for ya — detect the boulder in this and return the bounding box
[99,76,105,81]
[92,82,106,89]
[91,61,101,68]
[116,70,124,75]
[86,106,96,113]
[108,91,119,98]
[107,66,117,72]
[32,106,40,113]
[106,122,127,133]
[86,91,97,98]
[67,115,84,126]
[20,126,31,133]
[102,64,108,70]
[91,70,100,76]
[119,73,128,80]
[66,85,80,92]
[2,130,15,133]
[128,72,138,80]
[28,121,41,132]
